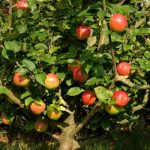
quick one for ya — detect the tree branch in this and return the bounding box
[97,0,107,52]
[45,132,61,142]
[6,89,24,108]
[8,0,13,33]
[56,88,68,107]
[97,20,107,52]
[102,0,106,11]
[108,34,118,89]
[115,75,150,89]
[132,89,149,113]
[73,102,101,134]
[118,0,126,5]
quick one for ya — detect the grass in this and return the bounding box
[0,125,150,150]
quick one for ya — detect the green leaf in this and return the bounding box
[51,35,62,43]
[94,86,113,103]
[57,72,66,81]
[22,59,36,72]
[41,55,57,64]
[85,77,98,86]
[0,86,8,94]
[34,43,48,50]
[25,121,35,131]
[101,119,110,131]
[16,25,27,33]
[50,46,60,54]
[35,72,46,86]
[132,28,150,35]
[67,87,84,96]
[20,91,31,99]
[25,97,33,106]
[4,40,21,53]
[87,36,97,47]
[144,51,150,59]
[2,49,9,59]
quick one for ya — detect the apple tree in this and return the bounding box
[0,0,150,149]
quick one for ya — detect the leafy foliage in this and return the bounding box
[0,0,150,148]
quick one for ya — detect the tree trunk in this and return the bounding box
[59,127,80,150]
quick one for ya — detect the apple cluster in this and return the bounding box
[1,72,62,132]
[0,11,130,132]
[106,62,131,115]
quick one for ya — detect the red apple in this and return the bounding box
[68,60,81,72]
[14,0,28,10]
[47,109,62,120]
[30,101,46,115]
[112,90,129,107]
[116,62,131,76]
[109,13,128,32]
[1,112,14,125]
[35,119,48,132]
[44,73,60,90]
[13,72,29,87]
[81,90,96,105]
[75,26,91,40]
[73,67,88,83]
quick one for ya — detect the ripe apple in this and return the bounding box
[30,101,46,115]
[1,112,14,125]
[109,13,128,32]
[116,62,131,76]
[105,105,123,115]
[81,90,96,105]
[13,72,29,87]
[14,0,28,10]
[68,60,81,72]
[73,67,88,83]
[75,26,91,40]
[47,109,62,120]
[35,119,48,132]
[44,73,60,90]
[112,90,129,107]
